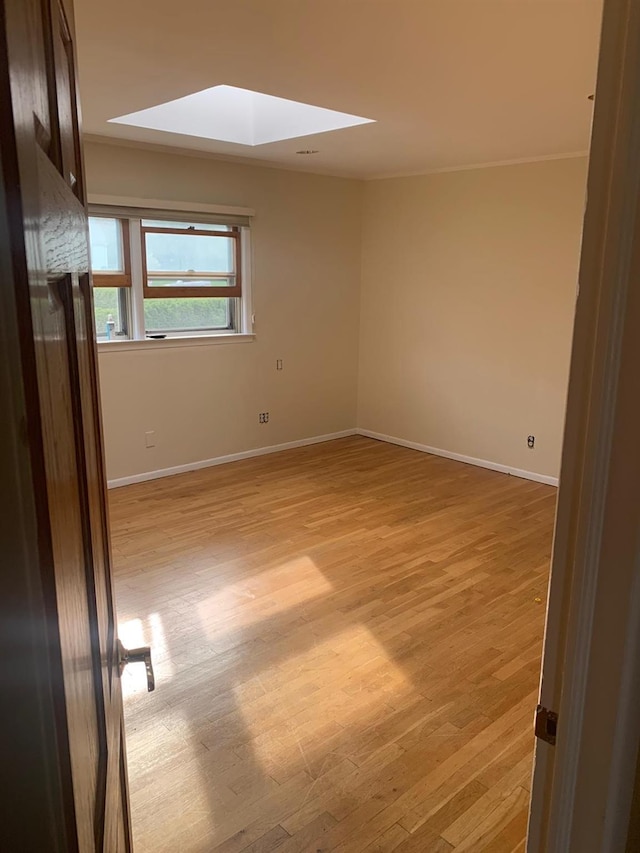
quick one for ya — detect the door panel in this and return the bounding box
[1,0,131,849]
[25,0,55,155]
[50,0,83,197]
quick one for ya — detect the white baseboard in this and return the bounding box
[356,429,559,487]
[107,427,559,490]
[107,429,357,489]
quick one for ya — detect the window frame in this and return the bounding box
[90,217,132,289]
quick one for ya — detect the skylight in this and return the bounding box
[109,85,376,147]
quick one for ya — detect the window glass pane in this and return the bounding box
[144,232,235,275]
[89,217,123,272]
[93,287,127,339]
[144,297,231,332]
[142,220,230,232]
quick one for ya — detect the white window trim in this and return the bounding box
[87,194,255,219]
[97,333,255,353]
[239,224,254,338]
[94,213,255,351]
[129,217,145,341]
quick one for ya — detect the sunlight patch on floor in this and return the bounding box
[197,556,334,641]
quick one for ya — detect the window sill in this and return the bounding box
[97,333,255,353]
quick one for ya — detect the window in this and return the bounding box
[89,217,131,340]
[141,219,239,335]
[88,211,250,342]
[94,286,129,340]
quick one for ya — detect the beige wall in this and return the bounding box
[357,157,588,479]
[86,141,362,482]
[90,142,586,484]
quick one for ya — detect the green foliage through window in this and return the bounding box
[144,297,230,332]
[93,288,124,338]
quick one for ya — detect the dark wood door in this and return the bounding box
[0,0,131,850]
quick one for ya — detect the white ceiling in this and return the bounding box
[74,0,603,179]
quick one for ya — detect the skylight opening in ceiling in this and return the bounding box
[109,85,376,146]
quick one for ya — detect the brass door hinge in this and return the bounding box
[535,705,558,745]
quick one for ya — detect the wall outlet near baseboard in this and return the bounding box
[527,435,535,449]
[145,430,156,448]
[259,412,269,424]
[276,359,283,370]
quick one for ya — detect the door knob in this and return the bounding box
[117,640,155,692]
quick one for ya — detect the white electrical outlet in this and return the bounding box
[145,430,156,448]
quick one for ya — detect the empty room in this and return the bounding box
[80,1,600,850]
[5,0,622,851]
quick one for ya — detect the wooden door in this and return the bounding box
[0,0,132,850]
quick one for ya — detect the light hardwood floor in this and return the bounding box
[110,436,555,853]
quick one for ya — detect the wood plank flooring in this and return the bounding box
[109,436,555,853]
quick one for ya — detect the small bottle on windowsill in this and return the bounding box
[106,314,115,341]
